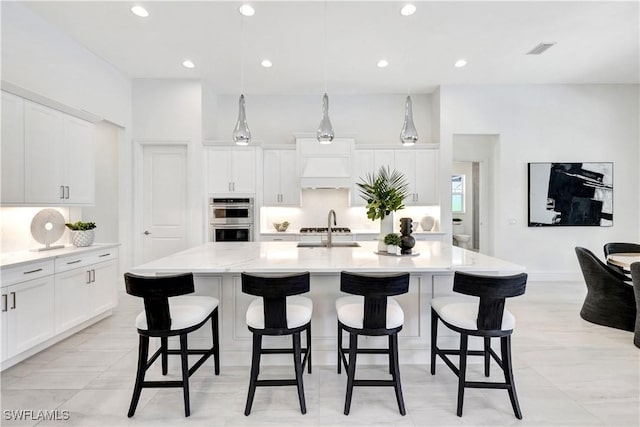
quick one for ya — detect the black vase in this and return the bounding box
[399,217,415,254]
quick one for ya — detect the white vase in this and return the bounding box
[420,216,435,231]
[387,244,398,255]
[378,214,393,252]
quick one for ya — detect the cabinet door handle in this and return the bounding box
[23,268,43,275]
[67,259,82,265]
[60,186,65,199]
[10,292,16,310]
[232,182,235,192]
[2,294,7,312]
[86,270,91,284]
[91,269,96,283]
[98,253,111,258]
[65,186,70,199]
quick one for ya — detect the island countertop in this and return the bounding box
[130,241,524,275]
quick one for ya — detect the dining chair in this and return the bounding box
[629,262,640,348]
[431,271,527,418]
[575,247,636,331]
[124,272,220,417]
[336,271,410,416]
[603,242,640,280]
[241,272,312,415]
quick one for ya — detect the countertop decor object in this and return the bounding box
[30,209,66,251]
[384,233,401,255]
[399,217,416,255]
[357,166,410,252]
[273,221,290,232]
[420,216,435,231]
[65,221,96,247]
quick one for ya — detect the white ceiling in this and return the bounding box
[23,1,640,95]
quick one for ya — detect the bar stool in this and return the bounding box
[430,271,527,418]
[124,272,220,417]
[241,272,312,415]
[336,271,410,416]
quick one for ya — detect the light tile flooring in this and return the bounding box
[2,280,639,426]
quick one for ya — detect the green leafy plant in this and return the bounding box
[65,221,96,231]
[357,166,410,220]
[384,233,402,246]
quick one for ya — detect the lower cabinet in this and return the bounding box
[54,255,118,333]
[1,275,55,360]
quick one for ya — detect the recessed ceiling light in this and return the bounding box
[182,60,195,69]
[400,4,416,16]
[131,5,149,17]
[261,59,273,68]
[239,4,255,16]
[377,59,389,68]
[454,59,467,68]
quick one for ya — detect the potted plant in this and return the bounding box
[384,233,402,255]
[65,221,96,247]
[357,166,409,252]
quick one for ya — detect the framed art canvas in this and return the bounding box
[528,162,613,227]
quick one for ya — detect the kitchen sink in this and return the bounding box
[297,242,361,248]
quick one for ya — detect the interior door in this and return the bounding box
[142,145,189,263]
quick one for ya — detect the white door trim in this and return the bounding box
[133,139,191,266]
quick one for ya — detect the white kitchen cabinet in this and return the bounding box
[1,91,25,204]
[260,233,299,242]
[263,149,300,206]
[23,100,95,205]
[1,272,55,361]
[351,149,397,206]
[54,249,118,333]
[206,147,256,194]
[394,149,438,206]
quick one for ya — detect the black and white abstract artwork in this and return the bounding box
[528,162,613,227]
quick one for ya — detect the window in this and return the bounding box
[452,175,465,213]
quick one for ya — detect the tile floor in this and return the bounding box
[1,280,639,426]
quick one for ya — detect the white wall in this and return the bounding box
[203,87,432,145]
[132,79,204,263]
[440,84,640,279]
[1,2,133,271]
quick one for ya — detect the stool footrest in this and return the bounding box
[142,380,183,388]
[353,379,396,387]
[466,381,511,390]
[256,379,298,387]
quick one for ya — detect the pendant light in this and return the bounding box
[317,1,334,144]
[233,6,251,145]
[400,96,418,146]
[399,7,418,147]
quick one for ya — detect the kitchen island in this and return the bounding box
[130,241,524,365]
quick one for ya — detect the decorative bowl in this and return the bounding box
[273,222,290,232]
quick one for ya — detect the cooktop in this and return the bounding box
[299,227,351,233]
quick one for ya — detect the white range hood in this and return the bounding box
[297,137,354,189]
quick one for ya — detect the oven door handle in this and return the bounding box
[213,224,253,229]
[211,204,253,209]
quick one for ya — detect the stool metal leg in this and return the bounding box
[293,332,307,414]
[337,323,343,374]
[344,333,358,415]
[179,334,191,417]
[456,334,468,417]
[161,337,168,375]
[484,337,491,377]
[244,334,262,416]
[501,335,522,419]
[306,324,312,374]
[128,335,149,417]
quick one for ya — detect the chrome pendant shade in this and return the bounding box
[400,95,418,146]
[316,93,335,144]
[232,94,251,146]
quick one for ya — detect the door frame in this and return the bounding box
[133,139,191,266]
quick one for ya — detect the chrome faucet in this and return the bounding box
[327,209,337,247]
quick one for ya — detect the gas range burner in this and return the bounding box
[300,227,351,234]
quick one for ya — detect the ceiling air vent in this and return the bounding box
[526,42,556,55]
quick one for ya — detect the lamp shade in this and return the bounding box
[232,94,251,145]
[316,93,335,144]
[400,95,418,146]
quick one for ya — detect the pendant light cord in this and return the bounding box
[240,11,245,94]
[323,1,327,94]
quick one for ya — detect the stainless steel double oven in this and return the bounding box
[209,197,254,242]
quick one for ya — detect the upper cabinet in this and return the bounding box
[352,147,439,207]
[263,148,300,206]
[206,146,256,194]
[1,92,25,204]
[1,92,95,206]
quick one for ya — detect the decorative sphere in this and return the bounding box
[400,234,415,255]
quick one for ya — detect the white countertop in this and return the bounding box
[130,241,523,275]
[1,243,120,269]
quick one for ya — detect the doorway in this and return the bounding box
[452,134,498,256]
